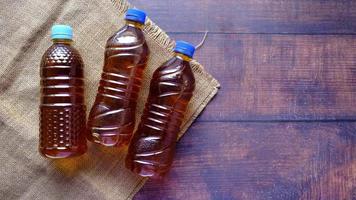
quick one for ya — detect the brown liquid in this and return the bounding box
[40,39,87,158]
[87,21,149,147]
[125,53,195,178]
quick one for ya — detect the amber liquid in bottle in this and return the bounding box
[126,53,195,178]
[40,39,87,158]
[87,21,149,147]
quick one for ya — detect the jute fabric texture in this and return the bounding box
[0,0,220,199]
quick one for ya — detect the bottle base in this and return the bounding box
[87,125,133,147]
[125,159,168,179]
[88,134,131,147]
[40,146,87,159]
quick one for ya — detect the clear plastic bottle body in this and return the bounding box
[40,39,87,158]
[126,53,195,178]
[87,21,149,147]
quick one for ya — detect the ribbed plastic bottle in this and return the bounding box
[126,41,196,178]
[87,9,149,147]
[39,25,87,158]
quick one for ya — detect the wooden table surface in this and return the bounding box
[130,1,356,199]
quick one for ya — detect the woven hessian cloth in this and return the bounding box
[0,0,220,199]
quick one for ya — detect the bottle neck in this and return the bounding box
[175,52,192,62]
[126,20,144,29]
[52,39,73,45]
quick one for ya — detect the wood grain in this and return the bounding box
[167,33,356,121]
[131,0,356,34]
[128,0,356,199]
[134,122,356,200]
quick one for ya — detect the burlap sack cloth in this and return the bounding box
[0,0,219,199]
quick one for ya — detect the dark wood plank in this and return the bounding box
[167,33,356,121]
[131,0,356,34]
[134,122,356,200]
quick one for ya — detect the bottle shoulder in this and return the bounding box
[106,25,146,48]
[156,57,194,75]
[42,44,83,66]
[153,57,195,88]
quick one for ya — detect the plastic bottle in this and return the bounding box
[125,41,196,178]
[87,9,149,147]
[39,25,87,158]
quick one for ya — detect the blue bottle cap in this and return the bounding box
[174,41,196,58]
[125,8,147,24]
[51,25,73,40]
